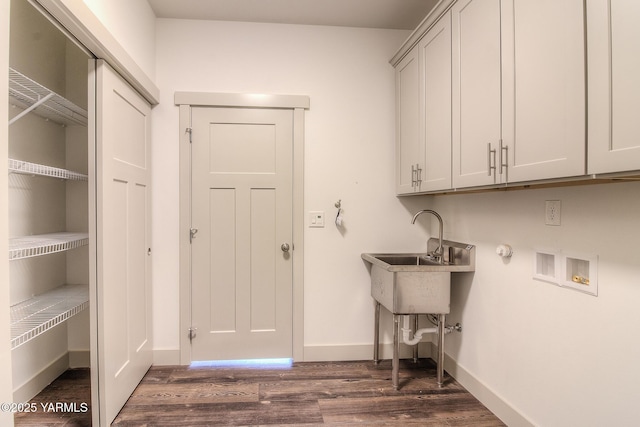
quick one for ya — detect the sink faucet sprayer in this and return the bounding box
[411,209,444,264]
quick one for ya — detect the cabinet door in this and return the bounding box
[395,48,423,194]
[452,0,503,189]
[502,0,586,182]
[588,0,640,174]
[94,60,152,426]
[420,12,452,192]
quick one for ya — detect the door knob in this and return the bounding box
[281,243,290,252]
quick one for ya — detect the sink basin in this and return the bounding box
[362,238,475,314]
[372,255,441,266]
[361,239,476,273]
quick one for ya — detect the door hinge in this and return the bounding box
[188,327,197,342]
[186,127,192,143]
[189,228,198,243]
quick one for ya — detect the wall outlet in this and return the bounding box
[545,200,561,226]
[309,211,325,228]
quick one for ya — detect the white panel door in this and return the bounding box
[588,0,640,174]
[191,107,293,361]
[502,0,585,182]
[452,0,503,188]
[95,60,152,425]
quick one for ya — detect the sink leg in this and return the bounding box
[412,315,419,363]
[437,313,446,387]
[392,314,400,389]
[373,302,381,364]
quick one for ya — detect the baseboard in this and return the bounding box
[153,349,181,366]
[302,342,432,362]
[13,352,69,403]
[443,351,534,427]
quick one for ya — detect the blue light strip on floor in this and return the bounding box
[190,358,293,369]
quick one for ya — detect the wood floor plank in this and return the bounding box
[166,361,372,384]
[318,393,502,425]
[124,381,260,405]
[260,378,382,401]
[112,400,325,426]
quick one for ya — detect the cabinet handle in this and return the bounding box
[416,164,422,186]
[487,143,496,176]
[499,139,508,175]
[411,164,417,187]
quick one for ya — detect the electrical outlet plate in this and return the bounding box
[309,211,325,228]
[545,200,561,226]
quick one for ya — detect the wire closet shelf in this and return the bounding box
[9,232,89,261]
[8,158,88,181]
[10,284,89,349]
[9,67,88,127]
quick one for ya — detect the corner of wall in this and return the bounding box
[444,350,535,426]
[153,349,182,366]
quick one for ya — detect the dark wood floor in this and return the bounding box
[16,359,505,426]
[14,368,92,427]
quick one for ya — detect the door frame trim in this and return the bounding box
[176,92,309,365]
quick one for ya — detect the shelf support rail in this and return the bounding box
[9,92,55,126]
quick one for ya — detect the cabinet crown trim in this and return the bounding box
[390,0,455,67]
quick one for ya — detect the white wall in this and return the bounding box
[429,182,640,426]
[81,0,156,80]
[153,19,437,355]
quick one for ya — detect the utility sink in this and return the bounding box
[362,238,475,314]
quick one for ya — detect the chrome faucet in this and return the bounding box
[411,209,444,264]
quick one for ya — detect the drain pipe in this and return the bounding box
[401,316,437,345]
[401,315,462,346]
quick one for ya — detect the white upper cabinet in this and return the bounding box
[420,12,452,192]
[502,0,586,183]
[587,0,640,174]
[395,47,422,194]
[394,12,452,194]
[392,0,640,194]
[452,0,586,189]
[452,0,503,188]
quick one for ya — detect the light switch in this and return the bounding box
[309,211,325,228]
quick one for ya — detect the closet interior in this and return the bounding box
[8,0,92,404]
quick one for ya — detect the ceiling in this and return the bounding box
[147,0,439,30]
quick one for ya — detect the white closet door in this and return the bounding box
[94,59,152,425]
